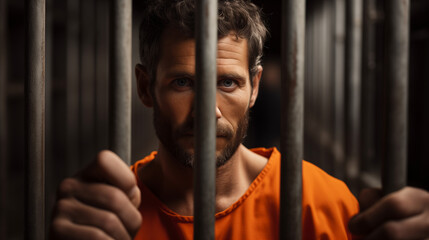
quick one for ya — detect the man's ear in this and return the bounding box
[249,65,263,108]
[135,64,153,107]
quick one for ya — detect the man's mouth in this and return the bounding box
[181,132,227,138]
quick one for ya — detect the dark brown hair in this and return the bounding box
[139,0,268,82]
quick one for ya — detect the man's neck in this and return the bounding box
[138,144,268,216]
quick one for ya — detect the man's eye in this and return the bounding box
[174,78,192,87]
[220,79,236,88]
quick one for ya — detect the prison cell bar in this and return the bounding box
[0,0,8,237]
[280,0,305,239]
[66,0,80,175]
[109,0,132,164]
[333,0,346,180]
[79,0,96,166]
[25,0,46,239]
[194,0,218,239]
[345,0,362,192]
[383,0,409,195]
[360,0,377,185]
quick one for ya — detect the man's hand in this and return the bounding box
[349,187,429,239]
[50,150,142,240]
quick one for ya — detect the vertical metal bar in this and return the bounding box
[66,0,80,175]
[78,0,97,166]
[194,0,217,239]
[44,0,53,234]
[109,0,132,164]
[383,0,409,195]
[280,0,305,239]
[94,0,109,152]
[345,0,362,192]
[320,1,331,171]
[333,0,346,180]
[360,0,376,178]
[25,0,45,239]
[0,0,8,238]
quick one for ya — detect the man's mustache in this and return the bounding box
[175,117,233,139]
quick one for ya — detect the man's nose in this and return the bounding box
[190,101,222,119]
[215,104,222,119]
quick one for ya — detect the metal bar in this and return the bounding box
[360,0,376,180]
[44,0,53,234]
[193,0,217,239]
[25,0,45,239]
[333,0,346,180]
[66,0,80,175]
[345,0,362,192]
[79,0,96,166]
[320,1,331,171]
[0,0,8,238]
[94,0,109,152]
[382,0,409,195]
[280,0,305,239]
[109,0,132,164]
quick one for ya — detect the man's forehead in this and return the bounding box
[158,27,249,70]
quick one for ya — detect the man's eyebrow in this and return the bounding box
[165,72,246,81]
[164,71,195,79]
[218,73,246,81]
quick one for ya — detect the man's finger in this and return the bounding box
[349,187,425,235]
[358,188,382,212]
[55,198,131,240]
[57,178,142,235]
[364,213,429,240]
[78,150,138,202]
[50,217,115,240]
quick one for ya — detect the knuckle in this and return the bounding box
[102,212,121,232]
[88,228,109,240]
[55,198,73,215]
[130,210,143,233]
[96,150,113,167]
[58,178,77,196]
[108,189,127,210]
[50,218,68,236]
[381,222,401,239]
[386,195,409,215]
[423,216,429,236]
[423,191,429,205]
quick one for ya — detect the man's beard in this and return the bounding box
[153,102,249,168]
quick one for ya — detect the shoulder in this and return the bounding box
[302,160,358,212]
[302,161,359,238]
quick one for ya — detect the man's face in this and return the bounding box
[137,27,262,168]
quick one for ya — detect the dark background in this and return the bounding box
[1,0,428,238]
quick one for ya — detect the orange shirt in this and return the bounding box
[131,147,359,239]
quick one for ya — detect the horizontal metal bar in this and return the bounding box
[280,0,305,239]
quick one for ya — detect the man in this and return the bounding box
[50,0,429,239]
